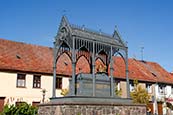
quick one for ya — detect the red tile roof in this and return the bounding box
[0,38,173,84]
[0,38,53,74]
[112,57,158,82]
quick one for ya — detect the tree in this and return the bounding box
[130,80,150,105]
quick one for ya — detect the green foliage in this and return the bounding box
[76,112,81,115]
[115,87,122,97]
[133,79,139,87]
[61,88,69,96]
[1,104,17,115]
[0,102,38,115]
[130,85,150,104]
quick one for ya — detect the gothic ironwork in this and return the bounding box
[53,16,130,98]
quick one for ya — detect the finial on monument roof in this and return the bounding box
[114,25,120,36]
[61,14,70,26]
[61,10,69,23]
[114,25,118,31]
[113,25,118,38]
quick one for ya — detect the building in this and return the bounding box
[0,38,69,111]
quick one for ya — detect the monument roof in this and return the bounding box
[56,16,127,48]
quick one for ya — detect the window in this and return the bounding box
[56,77,62,89]
[158,84,166,94]
[33,75,41,88]
[17,74,26,87]
[130,82,134,92]
[146,84,152,93]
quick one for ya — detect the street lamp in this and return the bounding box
[41,89,47,103]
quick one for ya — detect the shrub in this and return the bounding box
[61,88,69,96]
[0,102,38,115]
[130,84,150,104]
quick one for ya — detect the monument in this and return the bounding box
[38,16,146,115]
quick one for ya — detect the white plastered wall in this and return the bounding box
[0,72,70,105]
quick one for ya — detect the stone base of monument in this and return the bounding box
[38,96,146,115]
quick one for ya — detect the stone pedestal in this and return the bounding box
[38,96,146,115]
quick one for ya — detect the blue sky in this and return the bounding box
[1,0,173,72]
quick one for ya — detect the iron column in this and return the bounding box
[72,36,76,95]
[92,41,95,96]
[110,46,114,97]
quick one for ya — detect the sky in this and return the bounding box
[1,0,173,72]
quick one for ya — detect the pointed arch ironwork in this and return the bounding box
[114,51,126,65]
[55,41,71,63]
[76,46,91,65]
[96,49,108,66]
[76,55,91,74]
